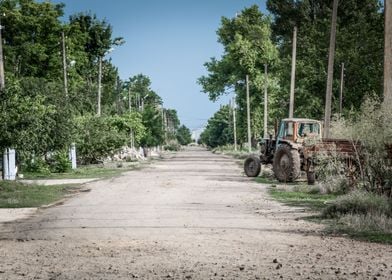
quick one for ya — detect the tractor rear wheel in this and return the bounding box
[244,155,261,177]
[272,144,301,182]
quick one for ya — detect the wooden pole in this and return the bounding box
[61,32,68,97]
[0,17,5,91]
[339,62,345,115]
[323,0,339,138]
[97,56,102,116]
[246,75,251,152]
[264,64,268,138]
[384,0,392,105]
[289,26,297,118]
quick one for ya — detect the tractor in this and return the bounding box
[244,118,322,183]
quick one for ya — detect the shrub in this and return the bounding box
[74,116,128,164]
[322,191,392,218]
[330,98,392,195]
[22,156,50,174]
[49,150,71,173]
[164,140,181,151]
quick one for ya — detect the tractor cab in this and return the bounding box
[277,118,322,144]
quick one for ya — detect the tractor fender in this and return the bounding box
[278,141,300,150]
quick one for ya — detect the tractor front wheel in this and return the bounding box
[244,155,261,177]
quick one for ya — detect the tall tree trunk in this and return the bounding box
[384,0,392,105]
[323,0,339,138]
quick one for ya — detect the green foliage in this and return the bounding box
[199,5,280,144]
[140,106,164,147]
[22,156,50,174]
[0,77,72,154]
[200,105,233,148]
[330,98,392,194]
[176,125,192,145]
[0,0,65,78]
[0,1,175,172]
[267,0,384,118]
[74,115,128,164]
[49,150,71,173]
[164,140,181,151]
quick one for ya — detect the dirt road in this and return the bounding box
[0,147,391,279]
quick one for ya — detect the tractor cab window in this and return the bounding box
[298,123,320,137]
[278,121,294,139]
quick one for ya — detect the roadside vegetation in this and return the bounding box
[0,0,193,180]
[0,181,81,208]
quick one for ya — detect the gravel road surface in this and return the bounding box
[0,147,391,279]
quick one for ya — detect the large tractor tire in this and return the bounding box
[244,155,261,177]
[272,144,301,182]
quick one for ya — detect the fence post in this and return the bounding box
[69,143,77,169]
[3,148,16,180]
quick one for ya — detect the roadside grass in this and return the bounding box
[262,180,392,244]
[322,191,392,244]
[255,177,277,185]
[22,161,145,180]
[0,181,81,208]
[268,187,337,211]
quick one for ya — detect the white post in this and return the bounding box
[232,98,237,151]
[69,143,77,169]
[3,148,16,180]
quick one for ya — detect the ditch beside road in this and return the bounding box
[0,147,391,279]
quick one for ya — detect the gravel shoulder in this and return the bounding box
[0,147,391,279]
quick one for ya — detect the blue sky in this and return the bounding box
[53,0,268,130]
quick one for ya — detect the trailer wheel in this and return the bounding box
[273,144,301,182]
[244,155,261,177]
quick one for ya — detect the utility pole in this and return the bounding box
[384,0,392,105]
[97,56,102,116]
[339,62,345,115]
[289,26,297,118]
[61,32,68,97]
[232,97,238,151]
[264,64,268,138]
[323,0,339,138]
[0,16,5,91]
[246,75,251,153]
[128,86,131,112]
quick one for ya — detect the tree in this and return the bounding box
[0,0,65,79]
[200,106,233,148]
[198,5,279,143]
[267,0,384,118]
[176,125,192,145]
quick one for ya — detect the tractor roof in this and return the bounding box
[281,118,321,123]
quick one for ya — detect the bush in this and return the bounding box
[49,150,71,173]
[74,116,129,164]
[164,140,181,151]
[330,98,392,195]
[322,191,392,218]
[23,156,50,174]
